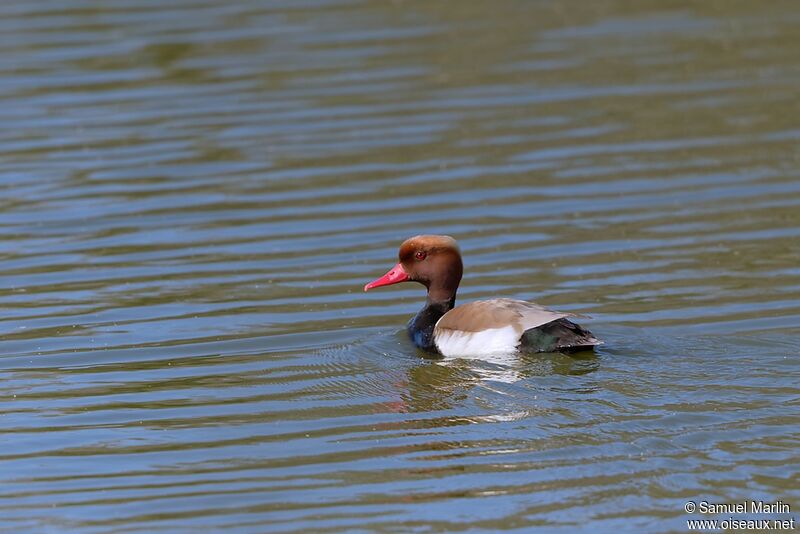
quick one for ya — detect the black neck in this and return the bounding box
[407,296,456,352]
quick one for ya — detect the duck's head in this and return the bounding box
[364,235,463,302]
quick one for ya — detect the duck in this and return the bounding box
[364,235,601,357]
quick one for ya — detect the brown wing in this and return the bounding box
[435,298,570,333]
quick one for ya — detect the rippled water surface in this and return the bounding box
[1,0,799,532]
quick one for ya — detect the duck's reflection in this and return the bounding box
[394,335,600,414]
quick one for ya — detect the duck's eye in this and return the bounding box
[415,251,427,260]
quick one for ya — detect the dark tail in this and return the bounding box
[520,318,602,353]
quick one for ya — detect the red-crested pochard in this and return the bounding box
[364,235,601,357]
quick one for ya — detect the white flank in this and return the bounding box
[434,325,520,359]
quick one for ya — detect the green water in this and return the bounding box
[1,1,798,532]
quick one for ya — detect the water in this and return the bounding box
[1,0,798,532]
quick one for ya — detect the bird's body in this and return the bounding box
[365,235,601,357]
[435,298,598,356]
